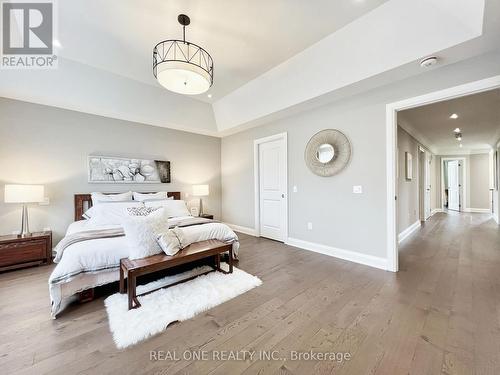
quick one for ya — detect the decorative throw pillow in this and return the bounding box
[157,227,186,256]
[126,206,160,216]
[122,208,168,260]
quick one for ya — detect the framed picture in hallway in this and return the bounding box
[405,152,413,181]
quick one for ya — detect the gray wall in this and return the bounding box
[0,98,221,243]
[221,50,500,260]
[469,153,491,209]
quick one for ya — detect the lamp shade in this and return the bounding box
[192,184,209,197]
[4,184,44,203]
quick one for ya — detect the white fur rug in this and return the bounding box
[104,264,262,349]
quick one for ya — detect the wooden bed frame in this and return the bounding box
[74,192,181,221]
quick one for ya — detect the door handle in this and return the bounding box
[281,193,285,198]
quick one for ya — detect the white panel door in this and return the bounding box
[448,160,460,211]
[258,139,286,241]
[424,153,432,219]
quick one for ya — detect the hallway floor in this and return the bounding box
[398,211,500,374]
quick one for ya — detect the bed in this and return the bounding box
[49,192,238,318]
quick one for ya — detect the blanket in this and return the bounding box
[53,217,220,264]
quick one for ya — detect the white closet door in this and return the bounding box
[258,138,286,241]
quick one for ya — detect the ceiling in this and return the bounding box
[2,0,500,136]
[398,89,500,154]
[58,0,390,103]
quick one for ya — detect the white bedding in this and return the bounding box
[49,216,238,318]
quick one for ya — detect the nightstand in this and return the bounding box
[199,214,214,220]
[0,231,52,272]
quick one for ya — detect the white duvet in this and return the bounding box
[49,216,239,318]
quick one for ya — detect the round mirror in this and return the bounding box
[316,143,335,164]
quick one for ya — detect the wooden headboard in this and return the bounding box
[74,192,181,221]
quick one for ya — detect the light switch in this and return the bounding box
[353,185,363,194]
[293,186,298,193]
[307,222,313,230]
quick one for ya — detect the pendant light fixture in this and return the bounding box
[153,14,213,95]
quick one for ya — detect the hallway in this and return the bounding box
[398,211,500,374]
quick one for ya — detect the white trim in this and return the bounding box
[494,213,499,224]
[398,221,421,243]
[224,223,258,236]
[441,157,467,212]
[463,208,491,213]
[253,132,288,240]
[386,75,500,273]
[286,237,388,271]
[431,208,444,216]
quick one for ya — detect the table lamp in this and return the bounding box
[192,184,209,216]
[4,184,44,237]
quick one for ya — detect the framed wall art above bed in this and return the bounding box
[88,156,171,184]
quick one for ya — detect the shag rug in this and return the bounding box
[104,264,262,349]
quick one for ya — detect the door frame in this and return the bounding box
[254,132,288,239]
[417,146,431,221]
[441,157,467,212]
[386,75,500,272]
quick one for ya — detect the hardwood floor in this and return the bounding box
[1,212,499,374]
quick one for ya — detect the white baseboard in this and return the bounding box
[431,208,444,216]
[225,223,258,237]
[398,220,421,243]
[285,237,388,271]
[463,208,491,213]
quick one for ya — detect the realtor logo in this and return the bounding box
[1,0,57,69]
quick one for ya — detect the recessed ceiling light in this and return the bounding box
[454,127,461,133]
[207,94,212,98]
[457,136,462,141]
[450,113,458,119]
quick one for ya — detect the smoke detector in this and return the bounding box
[420,56,438,68]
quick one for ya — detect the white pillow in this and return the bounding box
[144,199,190,218]
[88,201,143,226]
[91,191,132,205]
[157,227,185,256]
[133,192,168,201]
[123,208,169,260]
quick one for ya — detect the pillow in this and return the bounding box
[126,206,160,216]
[145,199,190,218]
[91,191,132,205]
[157,227,185,256]
[87,201,143,226]
[83,201,138,220]
[122,208,169,260]
[133,192,168,201]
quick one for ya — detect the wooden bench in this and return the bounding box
[119,240,233,310]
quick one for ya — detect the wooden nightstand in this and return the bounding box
[0,231,52,272]
[199,214,214,220]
